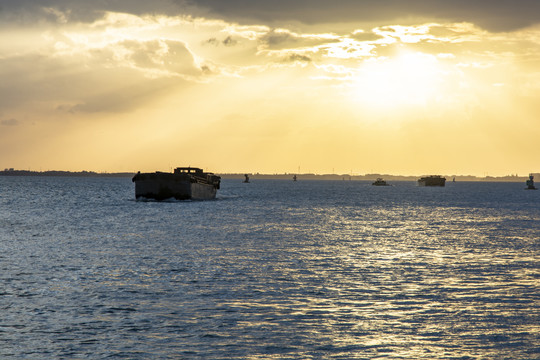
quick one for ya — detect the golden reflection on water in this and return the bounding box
[222,202,539,359]
[3,178,537,359]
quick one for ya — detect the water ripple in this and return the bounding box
[0,178,538,359]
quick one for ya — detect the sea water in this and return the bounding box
[0,176,538,359]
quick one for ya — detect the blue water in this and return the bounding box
[0,176,538,359]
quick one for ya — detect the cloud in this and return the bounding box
[258,29,340,52]
[351,30,384,42]
[1,6,538,115]
[115,39,204,78]
[3,7,535,119]
[222,36,237,47]
[1,118,19,126]
[182,0,540,32]
[0,39,203,115]
[2,0,540,33]
[204,36,238,47]
[0,0,180,24]
[284,54,312,63]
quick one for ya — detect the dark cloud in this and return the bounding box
[222,36,237,47]
[205,38,219,46]
[204,36,238,47]
[1,118,19,126]
[259,30,339,50]
[183,0,540,32]
[261,31,297,46]
[351,31,384,42]
[205,38,220,46]
[0,0,180,23]
[2,0,538,32]
[284,54,312,63]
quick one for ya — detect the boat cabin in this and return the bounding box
[174,167,204,175]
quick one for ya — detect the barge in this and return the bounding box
[417,175,446,187]
[132,167,221,200]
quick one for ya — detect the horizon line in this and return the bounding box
[1,168,537,179]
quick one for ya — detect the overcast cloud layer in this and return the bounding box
[185,0,540,32]
[2,0,540,31]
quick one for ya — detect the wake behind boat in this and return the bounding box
[132,167,221,200]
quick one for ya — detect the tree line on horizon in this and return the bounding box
[2,168,536,182]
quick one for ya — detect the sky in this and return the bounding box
[1,0,539,176]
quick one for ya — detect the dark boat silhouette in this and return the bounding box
[372,178,389,186]
[525,174,537,190]
[417,175,446,187]
[132,167,220,200]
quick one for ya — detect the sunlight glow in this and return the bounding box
[1,4,539,175]
[351,51,444,108]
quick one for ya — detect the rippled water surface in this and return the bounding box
[1,176,538,359]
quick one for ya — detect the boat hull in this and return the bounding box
[134,179,217,200]
[418,176,446,187]
[526,177,537,190]
[132,168,220,200]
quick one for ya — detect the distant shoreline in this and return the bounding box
[1,169,536,182]
[0,169,134,178]
[220,173,536,182]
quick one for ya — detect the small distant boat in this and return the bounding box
[243,174,250,183]
[453,177,456,182]
[372,178,389,186]
[293,175,297,181]
[418,175,446,187]
[525,174,537,190]
[132,167,221,200]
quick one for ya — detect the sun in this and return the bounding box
[350,51,444,109]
